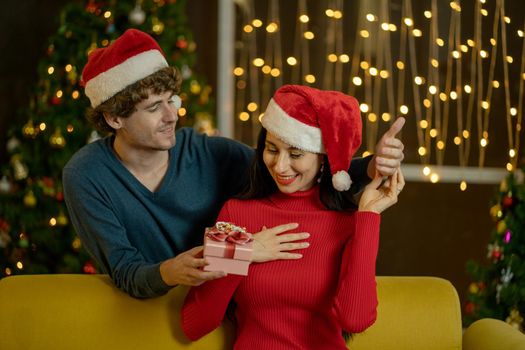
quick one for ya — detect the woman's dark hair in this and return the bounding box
[85,66,182,134]
[236,127,358,211]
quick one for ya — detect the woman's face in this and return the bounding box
[263,132,323,193]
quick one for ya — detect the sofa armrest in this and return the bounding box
[463,318,525,350]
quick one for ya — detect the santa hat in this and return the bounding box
[81,29,168,108]
[261,85,362,191]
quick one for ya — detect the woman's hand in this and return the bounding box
[251,223,310,263]
[359,168,405,214]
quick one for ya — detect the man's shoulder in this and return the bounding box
[64,136,110,173]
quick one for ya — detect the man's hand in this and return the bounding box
[160,246,226,287]
[252,223,310,263]
[368,117,406,178]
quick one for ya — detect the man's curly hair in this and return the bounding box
[86,67,182,134]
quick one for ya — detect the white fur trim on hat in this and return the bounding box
[332,170,352,191]
[261,98,325,154]
[84,49,168,108]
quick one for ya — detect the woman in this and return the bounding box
[181,85,404,349]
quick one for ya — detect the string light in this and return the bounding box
[369,67,378,76]
[304,74,315,83]
[506,163,513,171]
[360,61,370,70]
[270,68,280,77]
[382,113,391,122]
[400,105,409,114]
[428,85,437,94]
[420,120,429,128]
[404,18,414,26]
[463,130,470,138]
[368,113,377,122]
[430,173,440,183]
[480,9,488,16]
[418,147,427,156]
[247,102,258,112]
[414,76,424,85]
[360,30,369,38]
[178,107,187,117]
[103,11,111,19]
[436,38,445,46]
[352,77,363,86]
[252,19,262,27]
[243,25,253,33]
[366,13,376,22]
[253,58,264,67]
[492,80,500,88]
[233,67,244,76]
[480,138,488,147]
[450,91,458,100]
[47,66,54,75]
[303,31,314,39]
[454,136,462,145]
[325,9,334,17]
[423,166,431,176]
[299,15,309,23]
[239,112,250,121]
[430,129,438,138]
[381,23,390,31]
[509,149,516,157]
[467,39,475,47]
[510,107,517,116]
[379,70,389,78]
[339,54,350,63]
[266,22,278,33]
[261,65,271,74]
[464,85,472,93]
[360,103,369,113]
[286,57,297,66]
[460,181,467,191]
[412,29,422,37]
[424,11,432,19]
[396,61,405,70]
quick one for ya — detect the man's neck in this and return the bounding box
[112,137,170,191]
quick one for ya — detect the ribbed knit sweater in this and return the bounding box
[182,185,380,349]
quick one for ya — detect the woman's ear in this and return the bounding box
[103,112,123,130]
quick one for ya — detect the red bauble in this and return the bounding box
[56,191,64,202]
[176,39,188,49]
[465,302,475,315]
[50,96,62,105]
[502,195,514,208]
[83,261,97,274]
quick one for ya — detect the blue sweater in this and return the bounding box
[63,128,372,298]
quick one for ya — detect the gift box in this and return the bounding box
[203,222,253,276]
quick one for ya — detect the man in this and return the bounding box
[63,29,404,298]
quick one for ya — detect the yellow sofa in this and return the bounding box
[0,274,522,350]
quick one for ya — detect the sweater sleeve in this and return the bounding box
[332,211,381,333]
[181,202,244,341]
[63,167,171,298]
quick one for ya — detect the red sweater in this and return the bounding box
[182,186,380,349]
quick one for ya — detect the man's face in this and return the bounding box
[114,90,179,152]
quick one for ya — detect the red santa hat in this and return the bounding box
[81,29,169,108]
[261,85,362,191]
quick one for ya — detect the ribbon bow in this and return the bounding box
[206,221,253,244]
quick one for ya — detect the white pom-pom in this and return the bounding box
[332,171,352,191]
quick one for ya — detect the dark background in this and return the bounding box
[0,0,516,308]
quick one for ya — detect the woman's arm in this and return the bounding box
[332,212,380,333]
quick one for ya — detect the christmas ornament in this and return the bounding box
[83,261,97,274]
[10,155,28,181]
[497,220,507,234]
[190,80,201,95]
[6,136,20,152]
[464,302,475,315]
[129,4,146,25]
[181,65,192,79]
[502,195,514,209]
[49,128,66,148]
[152,17,165,35]
[501,266,514,286]
[38,177,56,197]
[506,309,524,331]
[56,191,64,202]
[56,211,68,226]
[22,120,38,138]
[50,96,62,105]
[504,230,512,243]
[0,176,12,193]
[499,178,508,192]
[489,204,503,221]
[468,282,479,294]
[176,38,188,50]
[487,242,503,261]
[18,233,29,249]
[23,190,37,208]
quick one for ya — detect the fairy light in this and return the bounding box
[481,9,488,16]
[400,105,409,114]
[366,13,376,22]
[261,65,271,74]
[506,56,513,63]
[490,38,496,46]
[266,22,278,33]
[418,147,427,156]
[437,141,445,150]
[452,50,461,59]
[253,58,264,67]
[507,163,513,171]
[404,18,414,26]
[481,101,490,109]
[436,38,445,46]
[467,39,475,47]
[414,76,424,85]
[430,173,440,183]
[243,25,253,33]
[430,129,438,138]
[510,107,517,116]
[65,64,73,72]
[339,54,350,63]
[492,80,500,88]
[463,130,470,138]
[66,124,74,133]
[362,151,371,157]
[178,108,187,117]
[368,113,377,122]
[423,99,431,108]
[305,74,316,83]
[352,77,363,86]
[509,149,516,157]
[381,23,390,31]
[327,54,338,62]
[396,61,405,70]
[518,30,524,37]
[450,91,458,100]
[270,68,280,77]
[382,113,391,122]
[428,85,437,94]
[304,31,315,40]
[369,67,378,76]
[464,84,472,93]
[287,57,297,66]
[460,181,467,191]
[299,15,309,23]
[258,113,264,122]
[233,67,244,76]
[461,45,468,52]
[424,11,432,19]
[380,70,389,79]
[252,19,262,27]
[239,112,250,121]
[480,138,488,147]
[325,9,334,17]
[439,93,447,101]
[49,217,57,226]
[333,10,343,19]
[72,91,80,99]
[56,90,63,98]
[420,120,429,128]
[247,102,258,112]
[389,24,397,32]
[360,30,370,38]
[431,59,439,67]
[103,11,111,19]
[360,61,370,70]
[39,123,46,131]
[360,103,369,113]
[16,261,23,270]
[504,16,510,24]
[47,66,54,75]
[423,166,431,176]
[454,136,462,145]
[412,29,422,37]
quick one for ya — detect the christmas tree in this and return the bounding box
[464,167,525,332]
[0,0,214,277]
